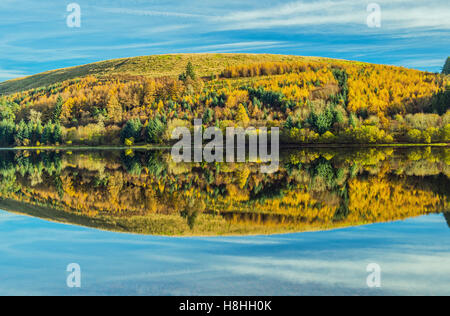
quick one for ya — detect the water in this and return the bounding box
[0,147,448,295]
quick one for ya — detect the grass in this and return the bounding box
[0,53,326,95]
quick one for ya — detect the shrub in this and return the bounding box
[405,113,441,130]
[62,123,107,145]
[320,131,336,143]
[407,129,423,143]
[345,125,391,144]
[441,124,450,142]
[121,119,143,142]
[125,138,134,146]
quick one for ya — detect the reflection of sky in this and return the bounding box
[0,211,449,295]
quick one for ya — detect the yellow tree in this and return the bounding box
[107,93,123,124]
[236,104,250,126]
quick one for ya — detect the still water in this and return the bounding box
[0,147,449,295]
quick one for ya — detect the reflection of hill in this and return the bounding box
[0,147,448,236]
[444,212,450,229]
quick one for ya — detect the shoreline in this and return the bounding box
[0,143,448,151]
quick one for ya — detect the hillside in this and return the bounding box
[0,54,316,95]
[0,53,449,147]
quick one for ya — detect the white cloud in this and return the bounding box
[0,68,27,81]
[214,0,450,31]
[101,7,207,19]
[187,41,291,53]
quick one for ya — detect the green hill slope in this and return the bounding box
[0,53,318,95]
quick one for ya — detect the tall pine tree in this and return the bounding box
[53,95,63,123]
[442,57,450,75]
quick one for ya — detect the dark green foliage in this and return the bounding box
[444,212,450,229]
[333,187,350,221]
[146,151,166,177]
[349,113,358,128]
[54,176,64,199]
[41,121,54,145]
[247,87,285,109]
[121,118,143,142]
[308,106,341,134]
[53,95,63,123]
[331,68,349,107]
[202,108,214,124]
[0,117,61,146]
[429,87,450,115]
[15,120,29,145]
[180,209,199,230]
[145,118,165,143]
[186,62,196,80]
[284,115,301,130]
[121,152,143,175]
[179,61,196,81]
[0,120,15,146]
[442,57,450,75]
[52,123,62,144]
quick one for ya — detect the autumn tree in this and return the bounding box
[236,104,250,126]
[107,94,123,124]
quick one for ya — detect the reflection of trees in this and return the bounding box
[444,212,450,229]
[0,147,448,235]
[180,198,205,230]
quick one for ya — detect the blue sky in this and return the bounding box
[1,210,450,295]
[0,0,449,81]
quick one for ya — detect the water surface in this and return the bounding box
[0,147,448,295]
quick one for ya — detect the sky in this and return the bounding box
[0,0,449,82]
[1,210,450,295]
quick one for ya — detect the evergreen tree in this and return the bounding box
[349,113,358,129]
[284,115,295,129]
[185,61,196,80]
[53,95,63,123]
[121,119,143,142]
[442,57,450,75]
[52,123,62,144]
[0,120,15,146]
[41,121,54,145]
[16,120,29,145]
[179,61,196,81]
[145,118,164,143]
[202,108,213,124]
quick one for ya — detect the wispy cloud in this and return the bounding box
[214,0,450,31]
[101,7,207,19]
[0,68,27,81]
[399,58,447,70]
[187,41,291,53]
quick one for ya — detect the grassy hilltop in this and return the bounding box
[0,54,318,95]
[0,53,449,147]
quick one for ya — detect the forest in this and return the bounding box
[0,54,449,147]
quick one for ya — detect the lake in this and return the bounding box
[0,146,449,295]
